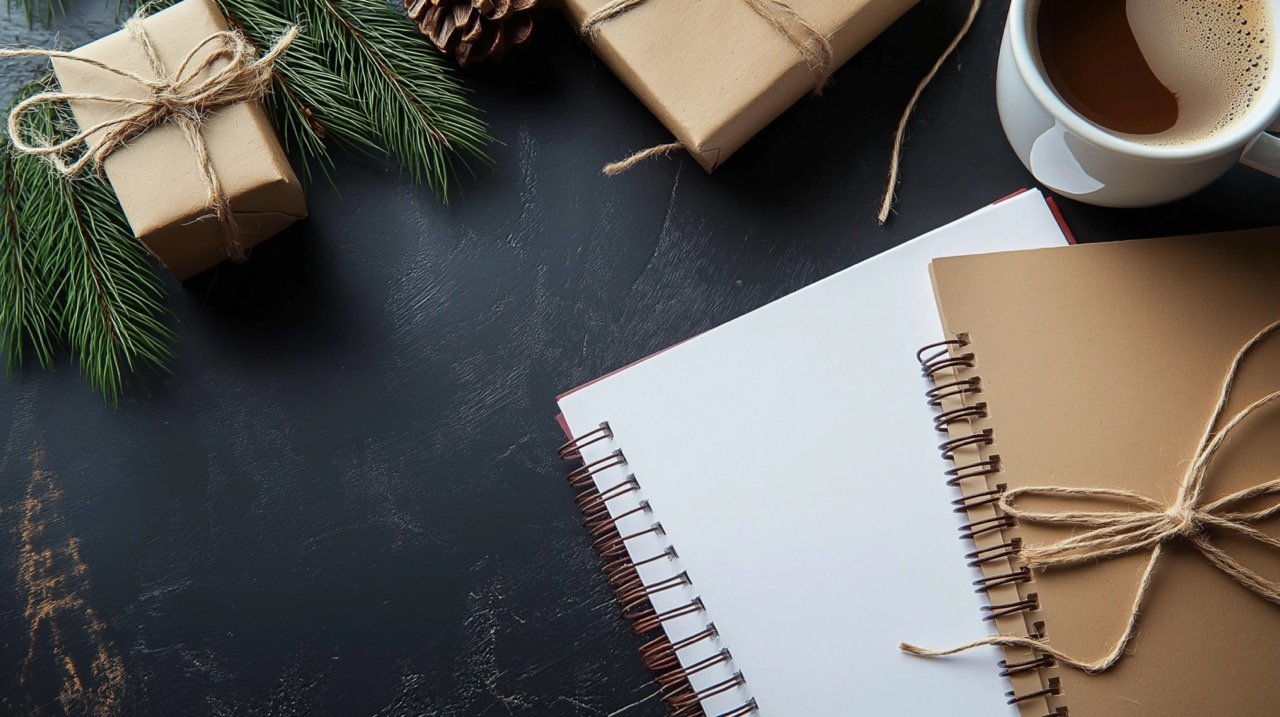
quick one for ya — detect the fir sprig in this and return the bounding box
[172,0,493,195]
[0,117,56,372]
[2,78,172,400]
[0,0,493,399]
[294,0,491,195]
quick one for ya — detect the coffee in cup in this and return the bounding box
[1036,0,1271,145]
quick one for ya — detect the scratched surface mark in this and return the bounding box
[2,0,1280,714]
[9,447,125,717]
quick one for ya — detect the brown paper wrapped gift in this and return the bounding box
[562,0,919,172]
[49,0,307,280]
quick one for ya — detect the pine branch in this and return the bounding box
[208,0,351,179]
[307,0,492,196]
[0,103,56,373]
[143,0,493,194]
[221,0,492,197]
[12,78,172,401]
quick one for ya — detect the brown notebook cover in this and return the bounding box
[922,230,1280,717]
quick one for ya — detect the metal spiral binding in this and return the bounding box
[999,653,1053,675]
[951,484,1006,512]
[933,402,988,432]
[559,422,756,717]
[983,594,1039,621]
[939,428,994,460]
[960,514,1016,542]
[668,673,749,716]
[926,377,982,406]
[917,335,973,371]
[966,539,1021,568]
[1007,677,1062,704]
[918,337,1065,716]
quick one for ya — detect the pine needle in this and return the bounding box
[0,106,56,373]
[9,78,173,401]
[294,0,492,197]
[164,0,493,195]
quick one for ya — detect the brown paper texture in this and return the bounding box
[50,0,307,280]
[560,0,919,172]
[929,230,1280,717]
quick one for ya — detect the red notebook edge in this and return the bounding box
[1043,196,1078,245]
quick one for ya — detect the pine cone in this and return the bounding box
[406,0,537,67]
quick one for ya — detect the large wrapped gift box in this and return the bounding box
[562,0,919,171]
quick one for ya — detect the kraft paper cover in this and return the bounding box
[560,0,918,172]
[50,0,307,280]
[929,230,1280,716]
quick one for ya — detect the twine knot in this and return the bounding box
[902,319,1280,674]
[1167,504,1199,537]
[0,12,299,261]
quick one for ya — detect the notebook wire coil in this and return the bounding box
[559,422,757,717]
[918,336,1068,717]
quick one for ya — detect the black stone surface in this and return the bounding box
[2,1,1280,715]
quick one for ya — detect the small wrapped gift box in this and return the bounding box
[562,0,919,172]
[49,0,307,280]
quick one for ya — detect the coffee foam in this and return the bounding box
[1126,0,1272,145]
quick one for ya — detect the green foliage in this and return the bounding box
[8,0,62,26]
[0,0,492,399]
[1,78,173,401]
[0,113,57,373]
[180,0,493,196]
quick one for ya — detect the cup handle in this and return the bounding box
[1241,132,1280,179]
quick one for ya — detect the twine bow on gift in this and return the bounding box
[902,319,1280,674]
[0,13,299,261]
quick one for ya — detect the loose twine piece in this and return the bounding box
[902,319,1280,674]
[583,0,983,225]
[0,12,299,261]
[878,0,981,224]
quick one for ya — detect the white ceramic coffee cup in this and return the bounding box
[996,0,1280,207]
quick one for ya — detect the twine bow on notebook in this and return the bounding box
[580,0,983,225]
[902,320,1280,674]
[0,13,299,261]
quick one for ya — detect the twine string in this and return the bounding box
[579,0,648,33]
[902,319,1280,674]
[602,141,685,176]
[878,0,981,225]
[740,0,833,89]
[0,12,299,261]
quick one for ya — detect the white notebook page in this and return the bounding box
[557,191,1069,715]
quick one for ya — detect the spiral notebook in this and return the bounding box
[554,190,1072,715]
[920,230,1280,717]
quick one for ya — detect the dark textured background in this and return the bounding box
[2,1,1280,715]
